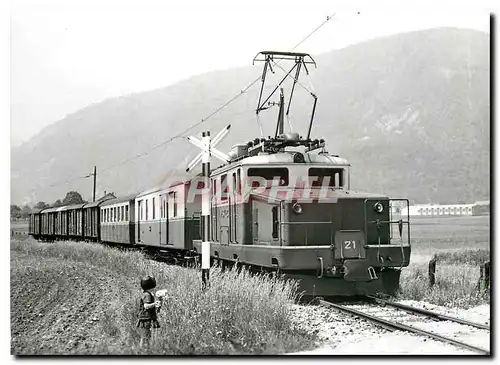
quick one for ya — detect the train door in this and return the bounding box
[229,171,237,243]
[253,207,259,243]
[219,174,230,245]
[159,194,168,245]
[167,192,175,245]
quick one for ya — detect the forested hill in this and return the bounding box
[11,27,490,205]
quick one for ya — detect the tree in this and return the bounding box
[62,191,85,205]
[20,205,31,219]
[34,201,50,210]
[10,205,21,219]
[53,199,63,207]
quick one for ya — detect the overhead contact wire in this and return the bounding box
[44,12,337,189]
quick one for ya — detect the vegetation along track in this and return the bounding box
[319,298,490,355]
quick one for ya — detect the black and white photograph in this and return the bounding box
[7,0,492,357]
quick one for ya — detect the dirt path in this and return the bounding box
[11,252,136,355]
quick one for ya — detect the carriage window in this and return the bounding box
[169,192,178,217]
[146,199,149,221]
[173,192,177,217]
[121,206,124,221]
[163,195,168,218]
[152,198,156,219]
[248,168,289,187]
[160,195,164,218]
[125,205,129,221]
[113,207,116,222]
[308,168,344,187]
[138,200,143,221]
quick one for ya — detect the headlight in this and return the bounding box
[373,202,384,214]
[292,203,303,214]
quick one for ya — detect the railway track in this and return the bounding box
[319,298,490,355]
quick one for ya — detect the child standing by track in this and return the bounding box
[136,275,161,348]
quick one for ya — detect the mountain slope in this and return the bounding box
[11,27,490,205]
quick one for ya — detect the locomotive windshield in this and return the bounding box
[248,167,289,187]
[309,168,344,187]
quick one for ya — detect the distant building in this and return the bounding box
[403,200,490,217]
[472,200,490,216]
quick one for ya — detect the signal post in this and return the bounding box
[187,125,231,289]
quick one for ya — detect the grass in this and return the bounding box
[11,239,317,355]
[397,259,490,308]
[396,216,490,309]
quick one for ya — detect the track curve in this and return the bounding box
[319,299,490,355]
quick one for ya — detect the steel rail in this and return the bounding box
[319,300,490,355]
[366,296,490,331]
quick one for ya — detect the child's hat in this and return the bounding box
[141,275,156,290]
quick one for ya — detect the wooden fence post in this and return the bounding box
[478,260,491,291]
[428,255,437,287]
[484,260,491,290]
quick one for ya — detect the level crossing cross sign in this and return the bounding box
[186,125,231,288]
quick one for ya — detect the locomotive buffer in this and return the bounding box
[187,125,231,289]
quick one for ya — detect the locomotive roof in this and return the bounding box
[212,151,349,174]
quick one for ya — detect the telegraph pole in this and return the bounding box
[92,166,97,202]
[87,166,97,202]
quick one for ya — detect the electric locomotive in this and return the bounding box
[28,51,411,297]
[192,51,411,296]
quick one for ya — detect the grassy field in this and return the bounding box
[10,214,489,354]
[397,215,490,308]
[10,239,316,355]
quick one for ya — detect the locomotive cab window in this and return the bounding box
[308,168,344,187]
[248,168,289,187]
[221,174,228,201]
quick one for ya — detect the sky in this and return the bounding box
[9,0,491,146]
